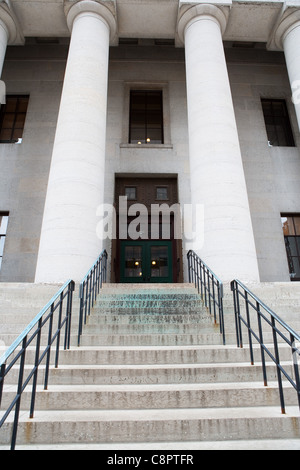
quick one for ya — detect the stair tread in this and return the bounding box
[1,281,300,448]
[4,439,299,450]
[34,360,292,369]
[2,380,290,393]
[8,406,300,423]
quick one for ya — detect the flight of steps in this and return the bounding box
[0,282,300,450]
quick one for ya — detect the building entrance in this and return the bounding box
[112,176,182,283]
[120,241,173,283]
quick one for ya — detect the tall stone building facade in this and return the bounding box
[0,0,300,285]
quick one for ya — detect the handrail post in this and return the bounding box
[187,251,191,283]
[78,283,84,347]
[30,318,42,419]
[66,281,74,350]
[0,280,75,450]
[0,363,5,408]
[231,280,243,348]
[231,278,300,415]
[186,250,225,345]
[77,249,108,347]
[245,291,254,365]
[55,292,64,368]
[11,336,27,451]
[271,316,285,414]
[256,302,268,387]
[291,333,300,410]
[218,283,225,345]
[44,304,54,391]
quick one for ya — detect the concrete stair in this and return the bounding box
[0,282,299,450]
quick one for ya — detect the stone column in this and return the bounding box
[178,4,259,282]
[35,0,117,282]
[0,4,21,75]
[0,20,8,76]
[274,10,300,131]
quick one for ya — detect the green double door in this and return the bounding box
[120,241,173,283]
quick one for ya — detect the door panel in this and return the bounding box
[149,243,171,282]
[121,243,144,283]
[124,245,144,280]
[120,241,173,283]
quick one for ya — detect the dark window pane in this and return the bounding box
[0,212,9,271]
[150,246,169,278]
[0,95,29,143]
[5,98,17,113]
[129,90,163,144]
[12,128,23,141]
[156,187,168,200]
[286,237,297,257]
[17,98,30,113]
[261,99,295,147]
[294,218,300,236]
[15,113,26,128]
[290,257,300,280]
[2,113,15,128]
[124,246,143,278]
[125,187,137,200]
[282,214,300,281]
[0,129,12,141]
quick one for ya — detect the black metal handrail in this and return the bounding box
[0,280,75,450]
[78,249,108,346]
[231,279,300,414]
[187,250,225,345]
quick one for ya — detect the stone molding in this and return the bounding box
[64,0,118,44]
[0,2,24,45]
[269,7,300,50]
[177,3,230,45]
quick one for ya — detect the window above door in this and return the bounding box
[129,90,164,144]
[120,82,172,148]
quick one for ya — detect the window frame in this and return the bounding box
[0,95,29,144]
[121,82,172,148]
[129,90,164,145]
[0,211,9,270]
[156,186,169,201]
[281,213,300,281]
[125,186,137,201]
[261,98,295,147]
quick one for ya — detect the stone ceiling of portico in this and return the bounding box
[5,0,299,47]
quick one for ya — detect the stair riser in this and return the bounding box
[3,331,291,348]
[0,332,228,348]
[1,387,297,411]
[73,332,276,347]
[1,416,299,446]
[3,345,292,366]
[3,364,286,386]
[0,313,211,326]
[94,300,204,308]
[98,294,201,300]
[83,314,212,325]
[50,366,293,385]
[82,324,215,334]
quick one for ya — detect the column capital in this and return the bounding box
[177,3,230,45]
[269,7,300,51]
[0,2,24,45]
[64,0,118,44]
